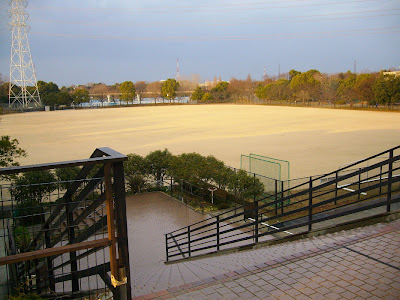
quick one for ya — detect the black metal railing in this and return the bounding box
[166,146,400,262]
[0,148,131,299]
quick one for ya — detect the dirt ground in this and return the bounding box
[1,104,399,178]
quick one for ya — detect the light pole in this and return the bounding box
[208,187,217,204]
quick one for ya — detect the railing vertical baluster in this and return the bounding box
[387,149,393,212]
[216,216,220,251]
[274,180,278,215]
[281,181,284,214]
[66,190,79,293]
[358,168,361,200]
[379,165,383,194]
[165,234,169,262]
[254,200,259,244]
[308,178,313,232]
[187,226,191,257]
[44,222,55,292]
[335,171,338,205]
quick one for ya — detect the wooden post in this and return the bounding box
[105,163,119,298]
[113,161,132,299]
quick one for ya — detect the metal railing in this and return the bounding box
[165,146,400,262]
[0,148,131,299]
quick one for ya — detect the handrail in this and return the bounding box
[166,145,400,262]
[0,147,127,176]
[0,147,131,299]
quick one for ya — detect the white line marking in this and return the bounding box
[248,218,293,235]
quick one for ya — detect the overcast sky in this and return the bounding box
[0,0,399,86]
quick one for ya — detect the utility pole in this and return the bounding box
[354,60,357,74]
[9,0,41,108]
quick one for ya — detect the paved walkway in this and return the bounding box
[133,218,400,299]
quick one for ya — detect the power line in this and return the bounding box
[30,0,381,14]
[31,26,400,41]
[31,11,400,27]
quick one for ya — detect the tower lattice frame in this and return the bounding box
[9,0,41,108]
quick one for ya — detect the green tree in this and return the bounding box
[228,170,264,200]
[0,82,9,104]
[0,135,27,169]
[41,92,58,107]
[255,84,267,100]
[337,71,357,105]
[290,70,321,102]
[162,78,179,102]
[191,86,205,100]
[210,81,230,102]
[72,88,90,105]
[11,170,57,208]
[119,81,136,104]
[56,92,73,106]
[202,92,212,101]
[266,79,291,101]
[353,74,376,105]
[373,74,400,107]
[124,154,147,193]
[289,69,301,81]
[55,167,81,190]
[145,149,172,182]
[37,81,60,98]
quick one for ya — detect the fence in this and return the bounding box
[165,146,400,262]
[158,167,285,211]
[0,148,131,299]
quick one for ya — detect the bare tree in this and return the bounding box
[90,83,111,106]
[146,81,162,103]
[135,81,147,104]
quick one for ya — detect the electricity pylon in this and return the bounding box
[9,0,41,108]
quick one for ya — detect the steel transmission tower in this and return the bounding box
[176,57,180,81]
[9,0,41,108]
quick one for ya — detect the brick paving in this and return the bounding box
[132,219,400,299]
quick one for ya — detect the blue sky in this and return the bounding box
[0,0,399,86]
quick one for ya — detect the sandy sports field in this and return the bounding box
[0,104,399,179]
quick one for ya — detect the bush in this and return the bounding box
[10,293,45,300]
[217,202,231,210]
[11,170,57,204]
[14,226,31,253]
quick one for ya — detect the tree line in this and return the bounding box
[0,75,188,108]
[191,70,400,108]
[1,70,399,109]
[125,149,264,206]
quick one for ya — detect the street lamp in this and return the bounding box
[208,187,217,204]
